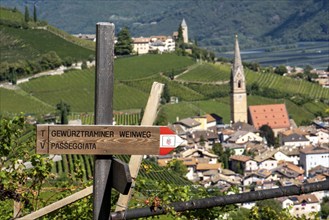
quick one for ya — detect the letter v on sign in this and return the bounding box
[159,127,184,155]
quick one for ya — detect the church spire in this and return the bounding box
[230,34,247,123]
[233,34,243,76]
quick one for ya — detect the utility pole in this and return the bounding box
[93,22,115,220]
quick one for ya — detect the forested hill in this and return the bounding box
[1,0,328,50]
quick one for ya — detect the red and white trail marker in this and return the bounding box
[159,127,184,155]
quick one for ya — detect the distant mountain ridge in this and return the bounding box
[0,0,328,51]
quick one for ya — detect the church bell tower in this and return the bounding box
[181,18,188,43]
[230,35,247,123]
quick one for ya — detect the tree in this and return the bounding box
[139,107,144,125]
[274,65,287,75]
[199,135,206,147]
[56,101,70,124]
[81,60,88,69]
[176,25,184,45]
[0,115,53,218]
[259,124,276,147]
[33,4,37,22]
[161,83,170,104]
[166,159,188,177]
[321,196,329,219]
[155,110,168,125]
[114,27,133,55]
[212,143,232,169]
[24,6,30,23]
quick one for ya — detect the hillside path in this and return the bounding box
[0,61,95,90]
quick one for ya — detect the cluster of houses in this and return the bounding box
[286,66,329,88]
[74,19,189,55]
[156,104,329,218]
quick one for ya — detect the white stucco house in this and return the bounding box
[300,146,329,176]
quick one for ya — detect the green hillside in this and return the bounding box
[1,56,328,125]
[0,7,94,82]
[0,25,93,63]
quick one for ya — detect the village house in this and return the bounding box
[196,163,222,185]
[223,143,245,155]
[308,165,329,177]
[300,145,329,176]
[280,132,310,147]
[174,118,202,133]
[272,161,304,181]
[278,194,321,219]
[157,149,221,182]
[273,147,300,165]
[229,155,258,173]
[253,150,278,170]
[231,121,258,133]
[186,129,219,150]
[316,129,329,144]
[149,35,175,53]
[227,130,263,144]
[211,171,242,188]
[192,114,219,130]
[242,169,275,186]
[132,37,150,54]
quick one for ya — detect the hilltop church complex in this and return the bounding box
[230,35,291,135]
[132,19,188,54]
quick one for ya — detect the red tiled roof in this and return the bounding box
[248,104,290,129]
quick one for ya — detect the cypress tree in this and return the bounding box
[24,6,30,22]
[33,4,37,22]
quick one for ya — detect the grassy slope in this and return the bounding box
[15,54,195,112]
[0,25,93,63]
[0,7,23,22]
[0,7,94,63]
[115,54,194,80]
[2,54,328,125]
[177,63,231,82]
[0,88,54,114]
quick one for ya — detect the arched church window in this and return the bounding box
[238,80,242,88]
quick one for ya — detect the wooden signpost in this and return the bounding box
[36,125,183,155]
[32,22,182,220]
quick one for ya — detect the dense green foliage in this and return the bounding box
[259,125,276,147]
[114,27,133,55]
[0,115,54,219]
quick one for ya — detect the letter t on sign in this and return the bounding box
[36,125,49,154]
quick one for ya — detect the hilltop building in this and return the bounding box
[181,18,189,43]
[230,35,248,123]
[132,37,150,54]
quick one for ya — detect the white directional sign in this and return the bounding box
[36,125,183,155]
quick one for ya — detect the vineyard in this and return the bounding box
[177,63,231,82]
[245,69,329,100]
[0,87,54,115]
[0,25,93,63]
[1,54,328,126]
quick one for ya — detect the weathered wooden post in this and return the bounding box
[94,22,115,220]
